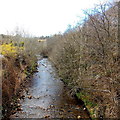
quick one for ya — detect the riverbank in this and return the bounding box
[1,34,44,119]
[2,54,38,119]
[10,58,90,119]
[46,2,119,118]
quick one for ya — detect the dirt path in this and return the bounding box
[11,58,90,119]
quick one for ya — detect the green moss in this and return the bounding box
[76,91,98,118]
[24,61,37,77]
[24,69,30,76]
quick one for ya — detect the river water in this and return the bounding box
[11,58,89,119]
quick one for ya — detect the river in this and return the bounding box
[10,58,89,119]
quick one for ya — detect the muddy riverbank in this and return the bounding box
[10,58,90,119]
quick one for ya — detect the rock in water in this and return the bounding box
[28,96,32,99]
[77,115,81,119]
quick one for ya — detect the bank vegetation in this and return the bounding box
[0,32,45,118]
[46,2,119,119]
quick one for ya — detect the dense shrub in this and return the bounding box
[1,34,41,118]
[47,2,120,119]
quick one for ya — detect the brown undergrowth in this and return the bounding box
[2,54,37,119]
[0,34,40,119]
[46,2,120,119]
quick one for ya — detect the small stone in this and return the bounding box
[17,108,23,111]
[10,102,14,105]
[12,110,16,115]
[27,92,30,95]
[77,115,81,119]
[44,115,50,118]
[83,107,86,110]
[50,105,54,108]
[20,95,25,99]
[75,106,80,110]
[28,95,32,99]
[59,112,62,115]
[42,108,46,110]
[17,98,20,102]
[60,109,65,112]
[68,110,72,112]
[17,104,21,107]
[15,114,19,117]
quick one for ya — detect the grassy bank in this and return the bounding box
[46,2,119,119]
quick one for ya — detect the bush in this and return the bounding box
[1,43,17,57]
[1,34,39,118]
[47,2,119,119]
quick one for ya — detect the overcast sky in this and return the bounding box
[0,0,111,36]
